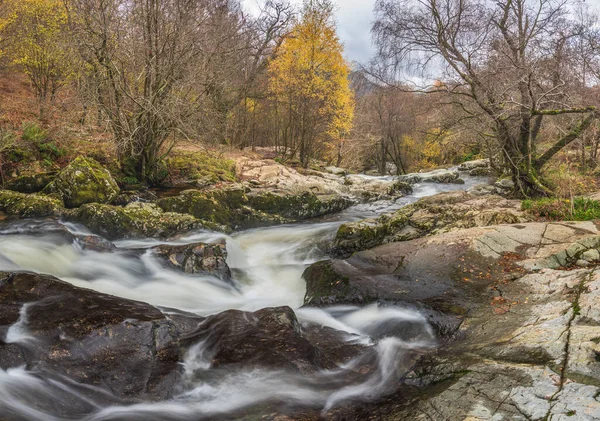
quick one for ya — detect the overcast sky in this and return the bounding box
[242,0,377,64]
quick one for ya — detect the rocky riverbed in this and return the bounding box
[2,157,599,420]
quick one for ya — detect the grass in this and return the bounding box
[522,197,600,221]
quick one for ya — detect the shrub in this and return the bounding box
[21,122,48,144]
[522,197,600,221]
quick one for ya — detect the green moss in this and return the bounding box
[67,202,209,240]
[44,157,120,208]
[0,190,64,217]
[4,172,56,193]
[164,151,237,186]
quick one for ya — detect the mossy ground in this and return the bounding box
[164,150,237,186]
[522,197,600,221]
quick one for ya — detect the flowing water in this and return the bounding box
[0,175,482,420]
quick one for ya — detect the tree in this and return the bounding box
[2,0,73,119]
[268,0,354,167]
[373,0,598,197]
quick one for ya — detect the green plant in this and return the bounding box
[21,122,48,144]
[522,197,600,221]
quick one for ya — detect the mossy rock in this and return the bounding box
[247,191,353,220]
[44,157,120,208]
[388,181,413,196]
[156,187,260,229]
[66,202,207,240]
[4,172,56,193]
[0,190,64,218]
[333,191,530,256]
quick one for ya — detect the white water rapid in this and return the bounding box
[0,175,482,420]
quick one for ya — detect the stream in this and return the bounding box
[0,175,482,420]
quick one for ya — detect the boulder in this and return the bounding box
[182,306,337,374]
[495,177,515,190]
[44,157,120,208]
[333,191,532,256]
[469,167,492,176]
[157,187,353,231]
[152,242,231,281]
[156,187,287,230]
[457,158,490,171]
[65,202,205,240]
[0,271,182,401]
[247,191,353,220]
[4,172,56,193]
[0,190,64,218]
[398,169,462,184]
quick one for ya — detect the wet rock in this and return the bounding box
[66,202,206,240]
[0,271,182,400]
[153,242,231,281]
[457,158,490,171]
[304,221,600,420]
[74,235,117,252]
[333,191,531,256]
[0,190,64,218]
[43,157,120,208]
[398,169,462,184]
[183,306,337,374]
[4,172,56,193]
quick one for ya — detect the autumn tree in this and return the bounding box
[2,0,73,119]
[373,0,598,197]
[268,0,354,167]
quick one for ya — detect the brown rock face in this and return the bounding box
[152,242,232,281]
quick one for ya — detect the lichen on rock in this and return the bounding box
[66,202,205,240]
[333,191,532,256]
[0,190,64,217]
[44,157,120,208]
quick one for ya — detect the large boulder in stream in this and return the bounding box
[43,157,120,208]
[152,242,232,281]
[0,271,182,401]
[301,220,600,420]
[182,306,339,374]
[157,187,354,231]
[66,201,206,240]
[333,191,532,256]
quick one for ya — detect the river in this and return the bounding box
[0,175,482,420]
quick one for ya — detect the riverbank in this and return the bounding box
[2,157,600,420]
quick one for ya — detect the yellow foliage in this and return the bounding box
[268,0,354,163]
[2,0,73,105]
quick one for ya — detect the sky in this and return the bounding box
[241,0,377,64]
